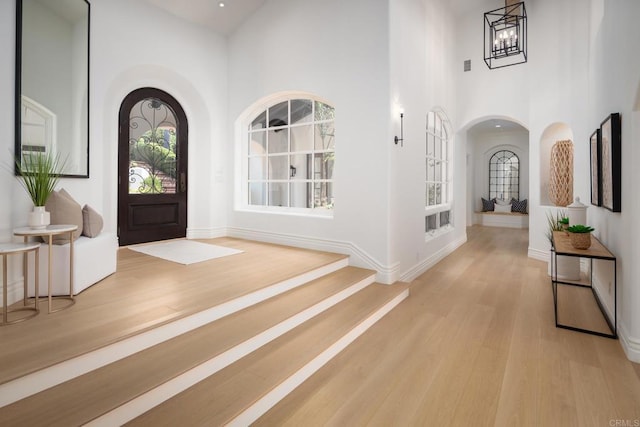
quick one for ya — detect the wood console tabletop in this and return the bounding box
[552,231,615,259]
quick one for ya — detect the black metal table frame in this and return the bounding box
[551,247,617,339]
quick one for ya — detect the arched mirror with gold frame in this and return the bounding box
[15,0,90,177]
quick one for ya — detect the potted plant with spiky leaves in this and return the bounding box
[15,152,66,229]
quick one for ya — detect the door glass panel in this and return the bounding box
[128,98,177,194]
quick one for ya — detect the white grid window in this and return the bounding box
[246,98,334,213]
[425,110,452,235]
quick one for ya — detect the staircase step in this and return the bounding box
[0,267,375,426]
[123,283,409,426]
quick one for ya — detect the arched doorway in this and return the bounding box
[117,87,188,246]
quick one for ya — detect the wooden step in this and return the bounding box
[0,267,376,426]
[122,283,409,426]
[0,243,348,405]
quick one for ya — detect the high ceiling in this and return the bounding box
[468,118,527,134]
[141,0,266,35]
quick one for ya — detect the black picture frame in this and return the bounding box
[590,128,601,206]
[600,113,621,212]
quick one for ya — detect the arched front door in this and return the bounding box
[118,88,188,246]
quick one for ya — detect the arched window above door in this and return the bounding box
[489,149,519,201]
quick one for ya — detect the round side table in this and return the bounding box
[14,225,78,313]
[1,242,41,325]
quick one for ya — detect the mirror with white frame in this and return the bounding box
[15,0,90,177]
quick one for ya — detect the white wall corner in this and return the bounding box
[225,227,398,284]
[400,233,467,283]
[186,227,227,240]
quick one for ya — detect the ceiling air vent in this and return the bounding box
[464,59,471,72]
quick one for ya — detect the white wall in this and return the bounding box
[457,0,640,361]
[455,0,592,261]
[0,0,229,305]
[90,0,228,239]
[585,0,640,361]
[227,0,395,280]
[389,0,463,282]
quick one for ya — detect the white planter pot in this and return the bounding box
[28,206,50,230]
[548,249,580,281]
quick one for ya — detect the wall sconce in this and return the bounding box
[394,113,404,147]
[290,165,297,178]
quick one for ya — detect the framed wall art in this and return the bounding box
[590,128,601,206]
[600,113,621,212]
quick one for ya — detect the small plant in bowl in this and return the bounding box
[567,224,594,250]
[558,217,570,230]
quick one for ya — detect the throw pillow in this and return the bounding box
[495,203,512,213]
[45,189,83,244]
[495,198,510,206]
[511,198,528,213]
[82,204,104,238]
[481,197,495,212]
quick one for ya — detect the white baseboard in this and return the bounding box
[528,247,549,262]
[226,227,399,284]
[399,233,467,282]
[186,227,227,239]
[618,322,640,363]
[1,278,24,307]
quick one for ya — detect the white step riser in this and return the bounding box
[0,258,349,408]
[228,289,410,427]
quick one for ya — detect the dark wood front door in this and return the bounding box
[118,88,188,246]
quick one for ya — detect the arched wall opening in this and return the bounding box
[539,122,574,207]
[464,117,530,229]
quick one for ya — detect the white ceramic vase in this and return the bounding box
[28,206,50,230]
[548,249,581,281]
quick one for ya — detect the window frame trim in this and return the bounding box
[237,92,335,217]
[425,108,454,237]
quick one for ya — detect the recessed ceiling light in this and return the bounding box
[218,2,225,7]
[495,124,501,128]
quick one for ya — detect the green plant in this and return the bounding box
[567,224,594,233]
[15,152,67,206]
[545,210,566,244]
[558,217,569,225]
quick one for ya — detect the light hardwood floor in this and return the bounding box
[0,237,346,384]
[256,226,640,426]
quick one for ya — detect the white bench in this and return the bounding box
[28,232,118,297]
[474,211,529,229]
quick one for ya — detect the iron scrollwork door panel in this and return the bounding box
[118,88,188,246]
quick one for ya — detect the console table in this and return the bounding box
[1,242,41,325]
[14,225,77,313]
[551,231,617,338]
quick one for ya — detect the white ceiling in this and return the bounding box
[468,118,527,134]
[141,0,266,35]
